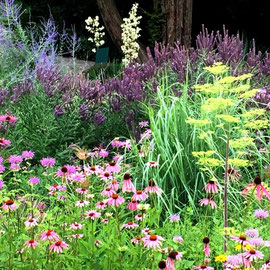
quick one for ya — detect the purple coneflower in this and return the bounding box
[49,241,68,253]
[106,161,121,173]
[204,179,218,193]
[144,179,163,195]
[127,199,138,211]
[199,197,217,209]
[70,222,83,230]
[122,173,136,193]
[132,190,148,201]
[122,221,139,229]
[24,218,38,227]
[203,237,210,257]
[107,194,125,207]
[142,234,164,249]
[2,199,18,211]
[40,230,59,241]
[25,240,38,249]
[84,210,101,220]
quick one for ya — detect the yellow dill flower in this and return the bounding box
[204,62,229,75]
[236,73,253,81]
[244,120,269,129]
[186,118,212,127]
[201,98,234,112]
[241,109,265,118]
[192,151,216,157]
[235,243,253,251]
[197,157,223,167]
[215,254,227,263]
[220,227,239,235]
[218,76,238,84]
[216,114,240,123]
[216,123,224,128]
[236,151,247,156]
[239,88,259,98]
[240,129,249,135]
[228,84,250,93]
[228,158,250,167]
[230,137,254,149]
[198,131,214,139]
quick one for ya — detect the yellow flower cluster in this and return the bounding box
[244,120,269,129]
[228,158,250,167]
[121,3,142,66]
[201,98,234,112]
[230,137,254,149]
[192,151,216,157]
[197,158,223,167]
[239,88,259,99]
[85,16,105,53]
[241,109,265,118]
[216,114,240,123]
[204,62,229,75]
[185,118,212,127]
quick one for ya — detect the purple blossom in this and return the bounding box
[93,112,107,126]
[9,155,22,164]
[29,177,40,184]
[0,180,3,189]
[22,151,34,159]
[40,157,55,167]
[54,105,65,117]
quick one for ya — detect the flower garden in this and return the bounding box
[0,1,270,269]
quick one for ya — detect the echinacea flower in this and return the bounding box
[0,114,18,122]
[135,213,145,221]
[122,173,136,193]
[167,251,183,270]
[106,161,121,173]
[144,180,163,195]
[131,236,142,244]
[227,168,242,181]
[75,200,89,208]
[158,261,168,270]
[132,190,148,201]
[147,161,159,167]
[70,222,83,230]
[107,194,125,207]
[24,240,38,249]
[242,176,270,201]
[2,199,18,211]
[49,241,68,253]
[254,209,269,219]
[72,234,83,239]
[95,240,102,246]
[127,199,138,211]
[56,165,76,177]
[122,221,139,229]
[231,235,250,245]
[101,187,116,197]
[24,218,38,227]
[29,177,40,184]
[204,179,219,193]
[95,201,107,210]
[203,237,210,257]
[84,210,101,220]
[75,188,89,194]
[199,197,217,209]
[193,264,214,270]
[99,171,113,182]
[40,157,55,167]
[142,234,164,249]
[0,138,11,148]
[40,230,59,241]
[108,180,119,191]
[243,249,264,266]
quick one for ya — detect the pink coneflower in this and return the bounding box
[123,221,139,229]
[40,230,59,241]
[127,199,138,211]
[75,200,89,208]
[0,138,11,147]
[107,194,125,207]
[142,228,153,235]
[102,218,109,224]
[113,155,123,162]
[193,264,214,270]
[84,210,101,220]
[24,218,38,227]
[56,165,76,177]
[203,237,210,257]
[24,240,38,249]
[72,234,83,239]
[99,171,113,182]
[71,172,85,183]
[95,201,107,210]
[135,213,145,221]
[131,236,142,244]
[173,235,183,243]
[9,155,22,164]
[142,234,165,249]
[106,161,121,173]
[204,180,219,193]
[132,190,148,201]
[199,197,217,209]
[49,240,68,253]
[147,161,159,167]
[242,176,270,201]
[167,251,183,270]
[169,214,180,222]
[243,249,264,266]
[101,187,116,197]
[227,168,242,181]
[40,157,55,167]
[2,199,18,211]
[245,228,259,238]
[108,180,119,191]
[22,151,34,159]
[84,165,101,175]
[95,240,102,247]
[254,209,269,219]
[0,114,18,122]
[29,177,40,184]
[231,235,250,245]
[70,222,83,230]
[122,173,136,193]
[158,260,168,270]
[144,179,163,195]
[75,188,89,194]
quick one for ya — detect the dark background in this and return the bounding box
[19,0,270,59]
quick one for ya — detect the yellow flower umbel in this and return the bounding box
[201,98,234,112]
[244,120,269,130]
[216,114,240,123]
[185,118,212,127]
[230,137,255,149]
[228,158,250,167]
[241,109,265,118]
[204,62,229,75]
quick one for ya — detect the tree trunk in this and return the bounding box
[96,0,148,63]
[161,0,193,48]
